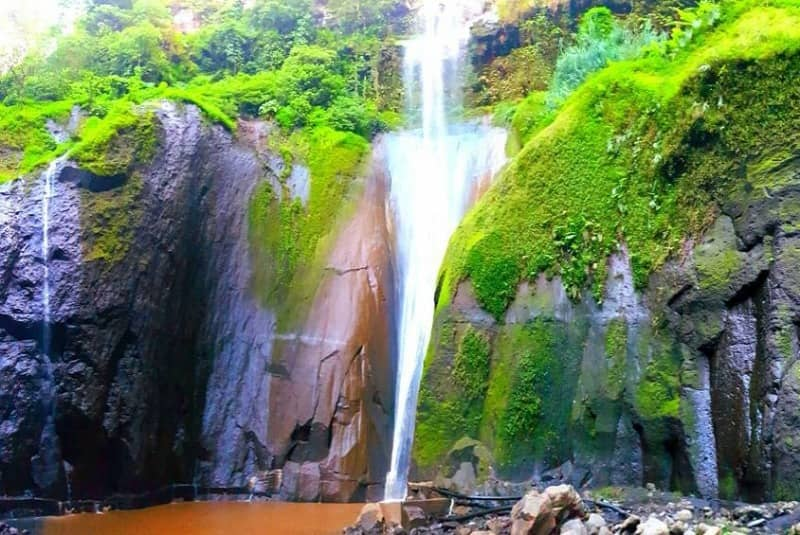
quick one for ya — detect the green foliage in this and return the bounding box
[667,1,723,51]
[579,7,616,40]
[440,1,800,318]
[0,100,73,181]
[547,10,663,106]
[325,0,408,34]
[71,104,158,176]
[471,46,553,106]
[0,0,406,179]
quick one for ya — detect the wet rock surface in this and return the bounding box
[414,153,800,502]
[1,103,215,498]
[0,103,392,504]
[267,140,395,502]
[344,485,800,535]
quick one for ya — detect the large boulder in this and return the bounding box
[511,490,556,535]
[511,485,584,535]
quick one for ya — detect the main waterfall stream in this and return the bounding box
[384,0,507,500]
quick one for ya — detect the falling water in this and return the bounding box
[32,157,65,494]
[41,157,63,356]
[384,0,507,500]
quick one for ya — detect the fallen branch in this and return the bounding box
[440,505,515,523]
[429,487,522,502]
[583,498,630,518]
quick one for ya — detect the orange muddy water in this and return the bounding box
[24,501,363,535]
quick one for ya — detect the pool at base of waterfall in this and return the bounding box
[7,502,364,535]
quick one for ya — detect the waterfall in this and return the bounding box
[33,157,65,493]
[383,0,507,501]
[41,158,61,357]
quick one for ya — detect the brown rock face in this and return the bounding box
[267,148,395,502]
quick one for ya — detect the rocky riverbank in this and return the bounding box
[345,485,800,535]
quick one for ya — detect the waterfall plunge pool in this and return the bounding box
[8,501,364,535]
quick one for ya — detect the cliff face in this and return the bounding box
[0,103,214,498]
[413,8,800,502]
[0,102,393,501]
[418,202,800,501]
[266,141,395,502]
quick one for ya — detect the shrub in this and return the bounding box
[547,9,663,106]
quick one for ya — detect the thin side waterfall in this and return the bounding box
[34,157,65,493]
[384,0,507,501]
[41,158,61,357]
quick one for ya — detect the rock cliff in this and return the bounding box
[413,9,800,502]
[0,102,393,501]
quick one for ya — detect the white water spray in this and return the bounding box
[384,0,507,500]
[41,158,61,357]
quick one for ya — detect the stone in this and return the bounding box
[403,506,428,530]
[0,101,396,505]
[585,513,607,535]
[696,524,721,535]
[676,510,693,523]
[486,517,511,534]
[543,484,583,520]
[561,519,588,535]
[637,516,669,535]
[356,503,384,532]
[616,515,641,533]
[732,505,765,521]
[669,520,686,535]
[510,489,556,535]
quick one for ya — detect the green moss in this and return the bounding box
[438,2,800,317]
[635,345,681,420]
[508,91,555,151]
[465,232,522,320]
[719,471,738,500]
[71,104,158,177]
[81,175,143,264]
[605,319,628,400]
[452,327,491,398]
[248,125,369,326]
[162,88,237,132]
[697,248,742,293]
[774,477,800,501]
[413,321,494,474]
[490,319,582,473]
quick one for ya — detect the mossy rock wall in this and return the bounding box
[414,3,800,501]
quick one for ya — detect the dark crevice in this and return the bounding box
[726,270,769,308]
[667,283,693,310]
[0,313,68,360]
[236,425,273,471]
